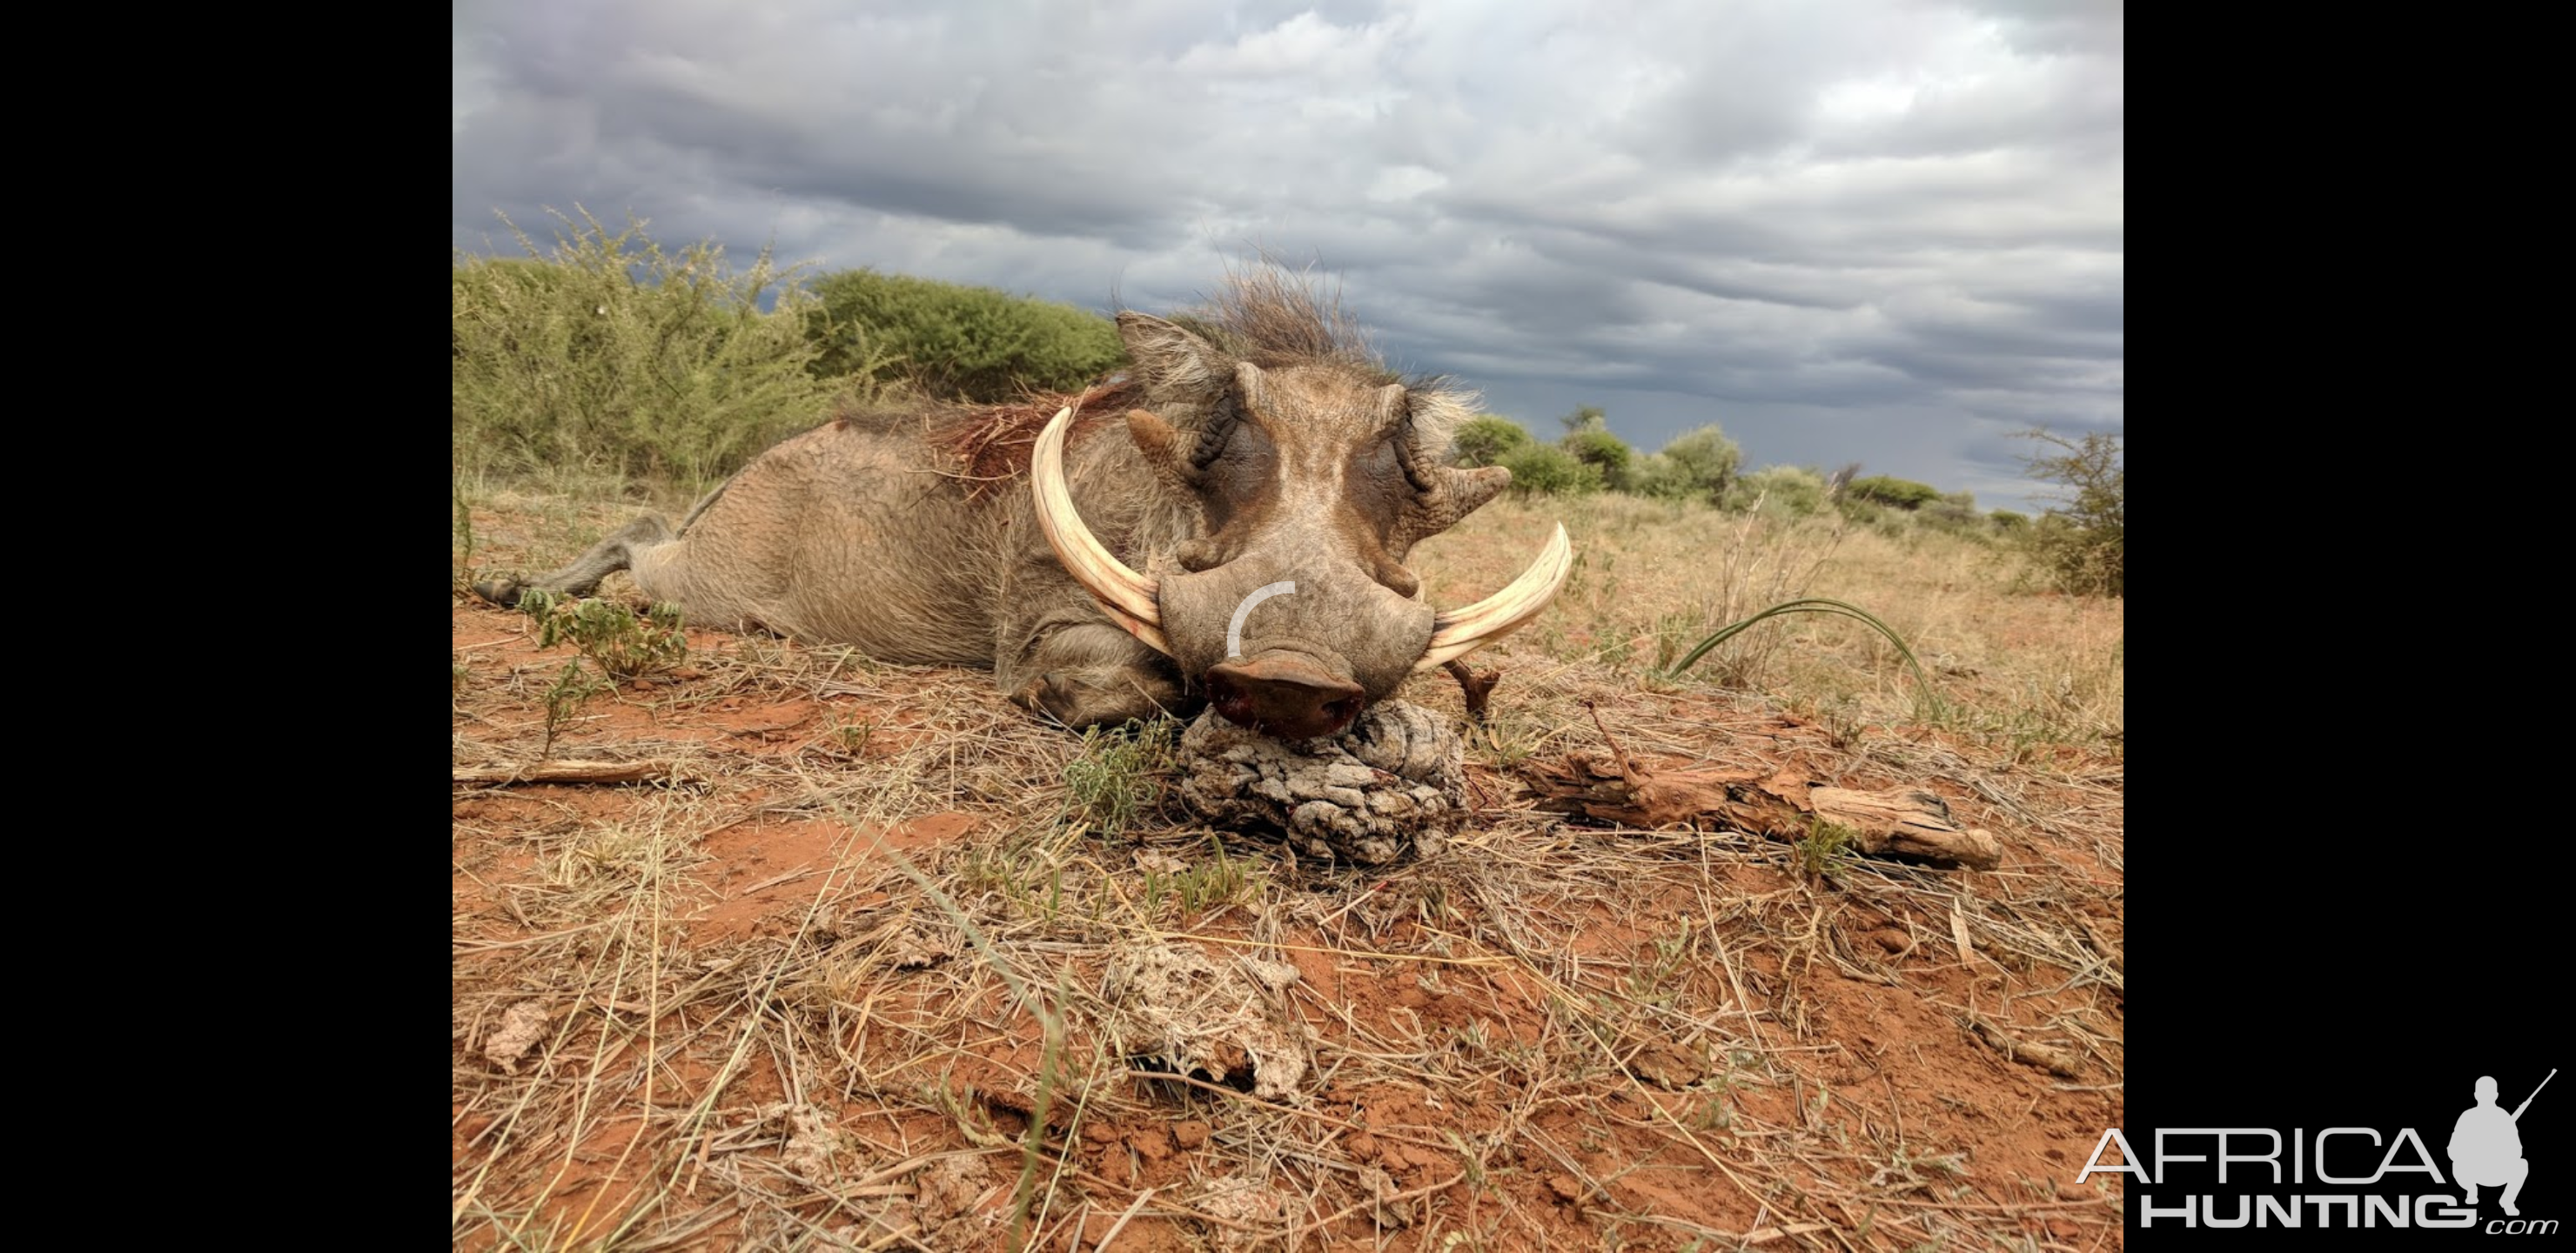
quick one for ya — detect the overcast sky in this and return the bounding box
[453,0,2121,514]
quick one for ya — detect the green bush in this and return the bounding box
[1721,466,1830,517]
[1499,444,1604,495]
[2019,429,2123,596]
[1989,509,2031,533]
[1918,490,1986,536]
[806,269,1126,402]
[452,208,834,484]
[1848,475,1943,510]
[1560,427,1634,490]
[1630,425,1741,502]
[1452,415,1536,467]
[1626,452,1686,500]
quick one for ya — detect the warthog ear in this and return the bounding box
[1125,408,1204,492]
[1117,312,1228,405]
[1420,465,1512,531]
[1388,463,1512,554]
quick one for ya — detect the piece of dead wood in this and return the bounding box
[1442,659,1501,724]
[452,759,701,787]
[1526,750,2002,869]
[1965,1016,2083,1078]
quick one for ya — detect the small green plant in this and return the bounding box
[540,659,605,756]
[828,716,876,758]
[1689,1073,1738,1131]
[1061,720,1175,839]
[1626,922,1698,1008]
[452,478,480,594]
[1793,820,1859,881]
[1170,839,1258,916]
[527,594,688,681]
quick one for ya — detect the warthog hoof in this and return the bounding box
[470,577,526,608]
[1013,668,1193,730]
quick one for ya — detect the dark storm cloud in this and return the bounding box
[454,0,2122,513]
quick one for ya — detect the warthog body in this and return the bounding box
[476,269,1566,736]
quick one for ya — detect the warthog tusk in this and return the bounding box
[1033,405,1172,654]
[1414,523,1573,670]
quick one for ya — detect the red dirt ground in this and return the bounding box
[453,596,2125,1250]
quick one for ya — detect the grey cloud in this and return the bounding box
[453,0,2121,515]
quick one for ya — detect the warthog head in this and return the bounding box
[1034,284,1569,740]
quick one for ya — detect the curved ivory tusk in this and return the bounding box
[1032,406,1172,654]
[1414,523,1573,670]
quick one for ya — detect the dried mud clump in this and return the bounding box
[761,1102,842,1182]
[1102,942,1311,1101]
[1175,700,1465,864]
[481,1000,550,1073]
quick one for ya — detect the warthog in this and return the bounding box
[474,269,1568,738]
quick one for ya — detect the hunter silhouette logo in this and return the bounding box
[2455,1069,2550,1216]
[2080,1069,2556,1230]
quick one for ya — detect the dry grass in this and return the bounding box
[453,481,2125,1251]
[1415,495,2125,752]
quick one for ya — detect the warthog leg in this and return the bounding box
[1002,613,1198,730]
[471,514,673,608]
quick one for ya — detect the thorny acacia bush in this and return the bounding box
[451,207,837,486]
[2020,428,2125,598]
[803,268,1129,402]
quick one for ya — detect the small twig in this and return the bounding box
[1585,700,1641,781]
[1965,1015,2082,1077]
[734,867,820,897]
[453,759,699,786]
[451,920,613,952]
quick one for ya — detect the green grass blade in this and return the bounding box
[1660,597,1945,719]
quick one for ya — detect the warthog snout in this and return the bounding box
[1204,653,1369,740]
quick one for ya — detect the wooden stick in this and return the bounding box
[1966,1016,2082,1077]
[452,760,699,787]
[1442,660,1501,723]
[1526,751,2002,869]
